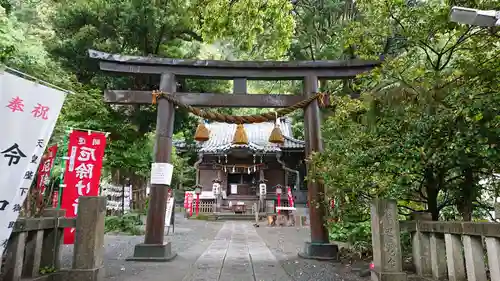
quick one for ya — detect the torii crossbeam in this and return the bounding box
[89,49,379,261]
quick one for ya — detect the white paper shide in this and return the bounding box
[0,71,67,252]
[150,162,173,185]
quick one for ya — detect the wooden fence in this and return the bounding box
[196,199,290,214]
[1,196,106,281]
[371,199,500,281]
[198,200,215,213]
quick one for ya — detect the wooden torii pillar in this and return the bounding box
[88,49,379,261]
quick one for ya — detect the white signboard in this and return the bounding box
[165,197,174,227]
[0,71,67,253]
[150,163,173,185]
[231,184,238,195]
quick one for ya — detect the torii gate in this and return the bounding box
[89,49,379,261]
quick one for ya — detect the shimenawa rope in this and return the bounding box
[151,91,326,124]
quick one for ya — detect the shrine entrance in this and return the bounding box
[89,49,379,261]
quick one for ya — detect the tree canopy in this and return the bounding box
[1,0,498,229]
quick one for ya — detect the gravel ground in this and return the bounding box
[256,225,370,281]
[61,216,369,281]
[60,213,224,280]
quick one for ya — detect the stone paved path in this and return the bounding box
[182,221,291,281]
[62,216,368,281]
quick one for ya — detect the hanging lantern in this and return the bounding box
[259,179,268,197]
[268,116,284,145]
[232,124,248,145]
[212,179,222,196]
[194,121,210,142]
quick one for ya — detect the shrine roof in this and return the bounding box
[174,118,304,154]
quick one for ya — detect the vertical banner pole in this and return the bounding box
[45,145,58,202]
[56,128,71,209]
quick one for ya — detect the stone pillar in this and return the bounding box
[411,212,432,277]
[430,233,448,280]
[67,196,106,281]
[22,229,44,277]
[485,237,500,281]
[463,235,487,281]
[3,231,27,281]
[445,234,466,281]
[370,199,406,281]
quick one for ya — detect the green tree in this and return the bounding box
[313,0,499,222]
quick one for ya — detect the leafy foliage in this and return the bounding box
[312,0,500,224]
[193,0,295,59]
[2,0,499,250]
[104,213,144,235]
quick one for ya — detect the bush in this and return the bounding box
[193,214,209,220]
[328,220,372,257]
[105,213,144,235]
[400,230,412,256]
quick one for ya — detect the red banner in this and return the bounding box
[36,145,58,194]
[52,191,59,207]
[61,130,107,244]
[287,186,294,208]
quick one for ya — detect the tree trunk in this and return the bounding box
[426,184,439,221]
[457,168,475,221]
[424,169,439,221]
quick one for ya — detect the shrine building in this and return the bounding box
[174,117,308,211]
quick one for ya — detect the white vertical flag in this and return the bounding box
[0,71,67,253]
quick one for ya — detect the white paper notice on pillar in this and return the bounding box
[165,197,174,227]
[150,163,174,185]
[0,71,67,252]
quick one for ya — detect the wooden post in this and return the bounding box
[233,78,247,94]
[128,73,177,261]
[40,208,65,270]
[298,75,338,260]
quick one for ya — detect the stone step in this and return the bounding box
[210,214,256,221]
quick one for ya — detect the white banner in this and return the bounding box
[165,197,174,227]
[0,71,67,252]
